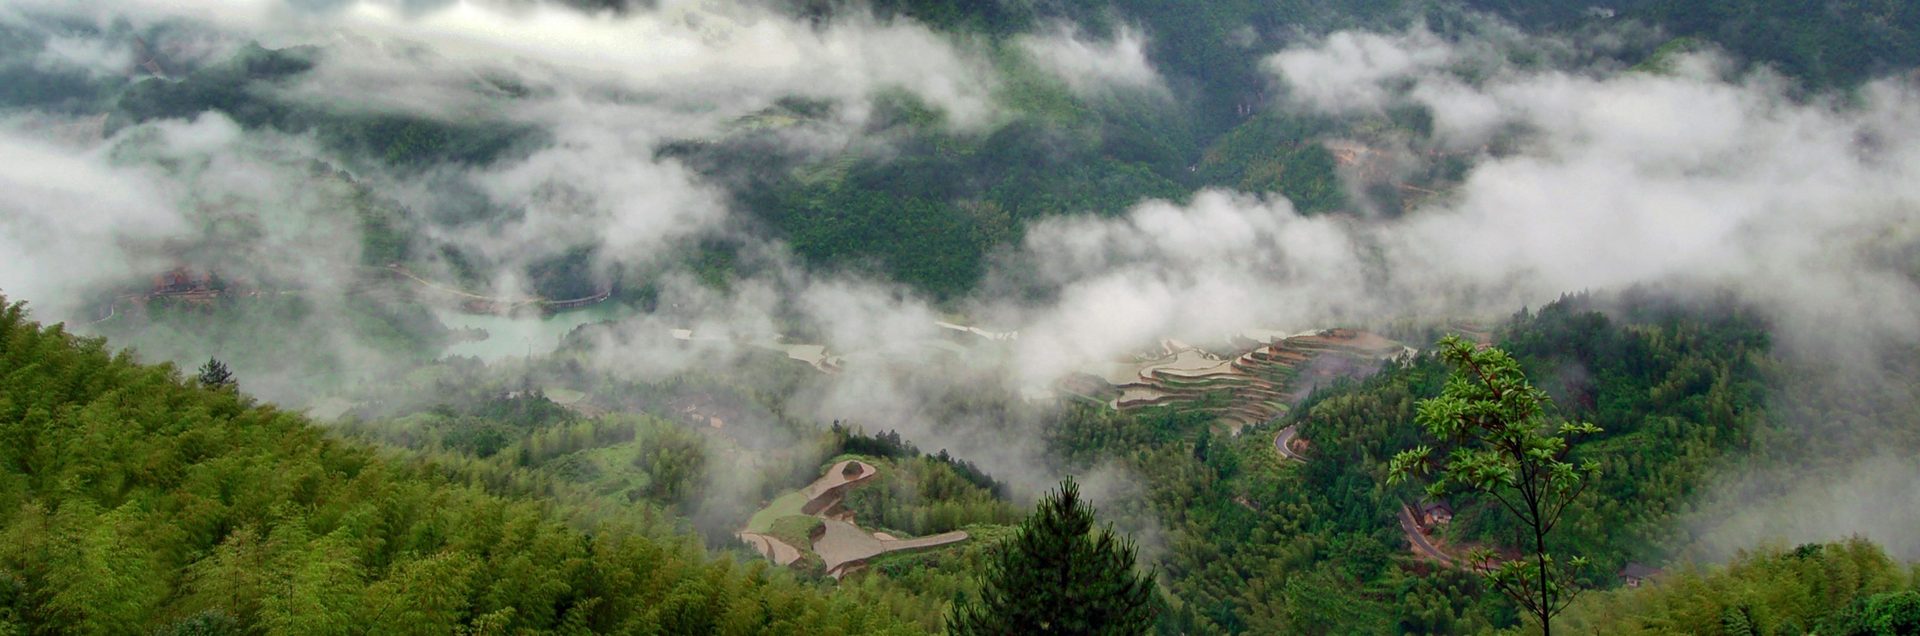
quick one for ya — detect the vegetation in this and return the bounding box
[8,3,1920,634]
[4,277,1914,635]
[195,357,235,390]
[0,297,917,634]
[705,106,1190,298]
[833,425,1011,500]
[326,356,1032,633]
[1014,292,1799,634]
[1559,538,1920,635]
[947,477,1158,635]
[840,456,1021,537]
[768,516,825,554]
[94,293,449,402]
[1391,337,1603,635]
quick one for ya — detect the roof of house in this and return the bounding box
[1418,501,1454,515]
[1620,563,1663,579]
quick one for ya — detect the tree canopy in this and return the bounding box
[1392,336,1603,636]
[0,297,917,634]
[947,477,1157,635]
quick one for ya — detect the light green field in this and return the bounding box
[769,515,825,551]
[746,491,810,534]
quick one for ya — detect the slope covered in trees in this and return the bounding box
[0,297,917,634]
[1559,538,1920,635]
[3,287,1913,635]
[1025,292,1805,634]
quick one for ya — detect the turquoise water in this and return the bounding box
[437,304,627,361]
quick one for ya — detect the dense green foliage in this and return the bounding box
[832,425,1010,499]
[947,478,1157,635]
[841,455,1021,537]
[0,298,918,634]
[1392,337,1604,635]
[1023,293,1795,634]
[1193,115,1350,215]
[1303,295,1774,576]
[195,357,235,391]
[1559,538,1920,635]
[3,284,1910,636]
[326,355,1032,632]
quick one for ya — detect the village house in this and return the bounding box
[1417,501,1454,529]
[1620,563,1663,588]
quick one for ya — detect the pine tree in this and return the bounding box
[197,357,235,390]
[946,477,1157,635]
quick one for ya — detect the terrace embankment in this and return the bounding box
[1099,328,1409,432]
[740,459,970,578]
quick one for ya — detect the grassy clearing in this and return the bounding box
[747,491,809,533]
[770,515,825,551]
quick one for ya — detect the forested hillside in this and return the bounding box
[5,289,1911,634]
[1014,292,1819,634]
[1560,538,1920,635]
[0,297,916,634]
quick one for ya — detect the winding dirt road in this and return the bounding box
[1275,425,1308,462]
[1398,504,1499,573]
[1398,504,1454,565]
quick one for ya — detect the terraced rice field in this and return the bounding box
[1102,329,1409,431]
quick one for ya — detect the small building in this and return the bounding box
[1620,563,1662,588]
[1417,501,1454,528]
[1288,436,1312,456]
[153,268,207,294]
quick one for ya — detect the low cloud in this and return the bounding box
[1267,28,1455,114]
[0,0,1008,312]
[1017,24,1166,99]
[995,192,1373,388]
[36,34,134,77]
[1686,453,1920,561]
[0,119,189,318]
